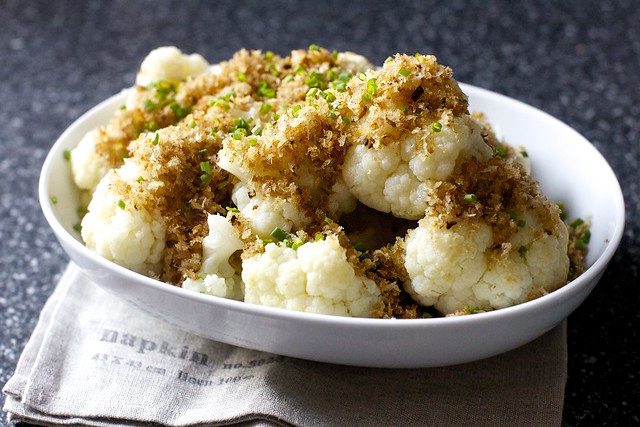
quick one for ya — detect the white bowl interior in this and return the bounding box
[38,84,625,368]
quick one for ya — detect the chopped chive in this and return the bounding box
[308,44,321,51]
[464,305,481,314]
[518,246,528,257]
[306,87,319,98]
[342,116,351,125]
[50,196,58,204]
[136,176,146,183]
[63,150,71,161]
[232,128,247,140]
[117,200,126,210]
[361,93,371,102]
[354,241,366,251]
[367,78,378,96]
[384,56,394,63]
[314,232,325,241]
[463,193,477,203]
[399,68,411,77]
[198,148,208,155]
[324,216,334,224]
[496,144,507,157]
[225,206,240,213]
[257,81,276,98]
[335,81,347,92]
[260,103,272,114]
[556,203,566,220]
[145,121,159,132]
[248,136,258,146]
[270,227,289,242]
[432,122,442,132]
[263,51,274,60]
[236,72,246,81]
[356,72,367,81]
[144,99,157,112]
[73,222,82,232]
[150,132,159,145]
[251,125,263,135]
[570,218,584,228]
[200,161,212,175]
[291,240,305,250]
[169,101,190,119]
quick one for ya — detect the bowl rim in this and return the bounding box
[38,83,626,329]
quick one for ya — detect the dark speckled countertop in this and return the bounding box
[1,1,638,425]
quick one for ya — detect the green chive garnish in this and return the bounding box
[270,227,289,242]
[463,194,477,203]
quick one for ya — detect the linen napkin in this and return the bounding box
[3,263,567,427]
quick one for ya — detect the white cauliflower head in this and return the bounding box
[81,160,166,276]
[242,235,382,317]
[136,46,210,87]
[342,112,491,219]
[339,54,492,220]
[218,101,357,231]
[231,183,312,239]
[182,214,244,300]
[404,207,570,315]
[70,129,113,193]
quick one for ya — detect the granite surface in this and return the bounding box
[1,0,638,425]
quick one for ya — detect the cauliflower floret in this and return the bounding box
[218,101,356,232]
[81,160,166,276]
[339,54,492,220]
[231,183,311,239]
[242,236,382,317]
[335,51,373,73]
[136,46,209,87]
[70,129,113,193]
[404,210,569,315]
[343,112,491,219]
[182,214,244,300]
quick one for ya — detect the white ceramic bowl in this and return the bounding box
[39,84,625,368]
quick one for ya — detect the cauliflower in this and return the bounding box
[135,46,210,87]
[70,129,113,193]
[403,158,570,315]
[218,101,356,236]
[231,183,311,239]
[342,112,491,219]
[182,214,244,300]
[242,236,382,317]
[81,160,166,276]
[339,54,492,220]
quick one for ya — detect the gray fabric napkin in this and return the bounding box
[3,263,567,427]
